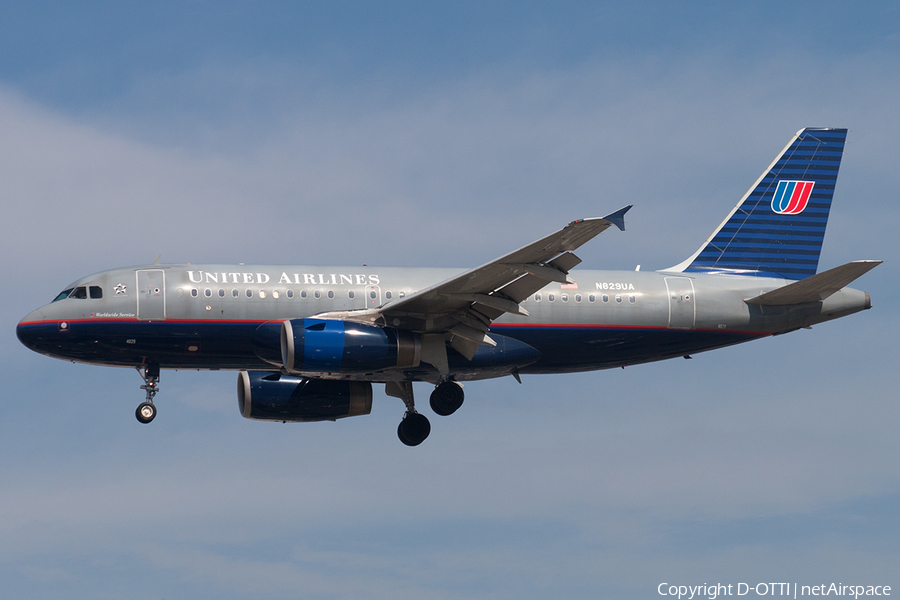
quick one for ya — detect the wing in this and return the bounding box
[317,206,631,370]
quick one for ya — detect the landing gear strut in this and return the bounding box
[135,363,159,424]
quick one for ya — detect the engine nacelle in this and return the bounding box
[281,318,420,374]
[237,371,372,422]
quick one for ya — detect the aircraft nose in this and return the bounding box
[17,309,47,351]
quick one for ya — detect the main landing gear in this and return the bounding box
[389,380,466,446]
[135,363,159,424]
[398,412,430,447]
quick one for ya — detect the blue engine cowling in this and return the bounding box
[280,318,420,374]
[237,371,372,422]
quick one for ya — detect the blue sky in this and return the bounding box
[1,2,898,599]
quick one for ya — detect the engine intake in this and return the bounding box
[237,371,372,422]
[281,318,420,374]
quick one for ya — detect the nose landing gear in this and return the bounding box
[135,363,160,424]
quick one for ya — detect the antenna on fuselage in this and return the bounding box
[153,254,161,265]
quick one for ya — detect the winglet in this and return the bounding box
[601,205,632,232]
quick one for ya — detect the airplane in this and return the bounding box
[17,127,881,446]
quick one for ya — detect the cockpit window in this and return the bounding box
[53,285,101,301]
[53,288,74,302]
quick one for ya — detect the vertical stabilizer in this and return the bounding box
[668,128,847,280]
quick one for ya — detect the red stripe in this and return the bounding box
[18,318,269,327]
[491,322,765,336]
[797,181,814,208]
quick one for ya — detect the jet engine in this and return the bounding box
[280,318,420,374]
[237,370,372,422]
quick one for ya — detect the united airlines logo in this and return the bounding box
[771,180,815,215]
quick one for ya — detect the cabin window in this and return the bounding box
[259,290,267,299]
[602,294,609,303]
[204,289,212,298]
[561,293,568,302]
[548,293,555,302]
[399,291,406,298]
[369,291,377,299]
[287,289,294,299]
[314,290,321,299]
[246,290,253,298]
[629,294,636,303]
[232,289,239,298]
[300,290,308,299]
[89,286,103,299]
[616,294,622,303]
[327,290,334,299]
[589,294,595,302]
[534,293,541,302]
[218,289,225,298]
[191,289,198,298]
[575,294,582,303]
[385,291,392,300]
[348,290,355,299]
[272,290,280,299]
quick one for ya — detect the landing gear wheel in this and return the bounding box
[397,412,431,446]
[430,381,464,416]
[136,401,157,424]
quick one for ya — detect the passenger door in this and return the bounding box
[136,269,166,321]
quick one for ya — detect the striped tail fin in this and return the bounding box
[669,127,847,280]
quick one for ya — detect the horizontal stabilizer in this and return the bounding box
[745,260,882,306]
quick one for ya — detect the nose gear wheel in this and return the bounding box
[136,401,157,423]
